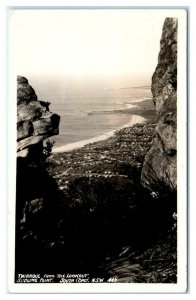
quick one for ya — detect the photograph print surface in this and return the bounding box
[8,8,187,293]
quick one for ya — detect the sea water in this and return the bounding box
[29,75,152,149]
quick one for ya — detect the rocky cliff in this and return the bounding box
[141,18,177,191]
[17,76,60,160]
[16,77,61,274]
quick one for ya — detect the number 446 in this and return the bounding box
[107,277,118,283]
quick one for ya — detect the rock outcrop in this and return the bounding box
[17,76,60,159]
[141,18,177,191]
[16,77,61,275]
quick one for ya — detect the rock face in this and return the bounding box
[16,77,60,272]
[141,18,177,190]
[17,76,60,158]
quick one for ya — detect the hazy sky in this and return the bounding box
[9,9,180,79]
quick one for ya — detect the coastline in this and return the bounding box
[52,97,156,154]
[52,115,146,153]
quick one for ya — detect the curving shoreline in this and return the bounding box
[52,97,155,153]
[52,115,146,153]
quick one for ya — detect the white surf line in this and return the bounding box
[52,115,146,154]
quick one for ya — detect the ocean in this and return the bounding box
[29,75,152,150]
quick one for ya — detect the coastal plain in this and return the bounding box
[48,97,156,191]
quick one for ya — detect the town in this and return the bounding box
[47,123,155,193]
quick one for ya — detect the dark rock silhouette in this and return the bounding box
[16,76,60,276]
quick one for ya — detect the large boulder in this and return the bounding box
[17,76,37,104]
[17,76,60,159]
[141,18,177,191]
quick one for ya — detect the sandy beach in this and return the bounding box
[53,98,155,153]
[52,115,146,153]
